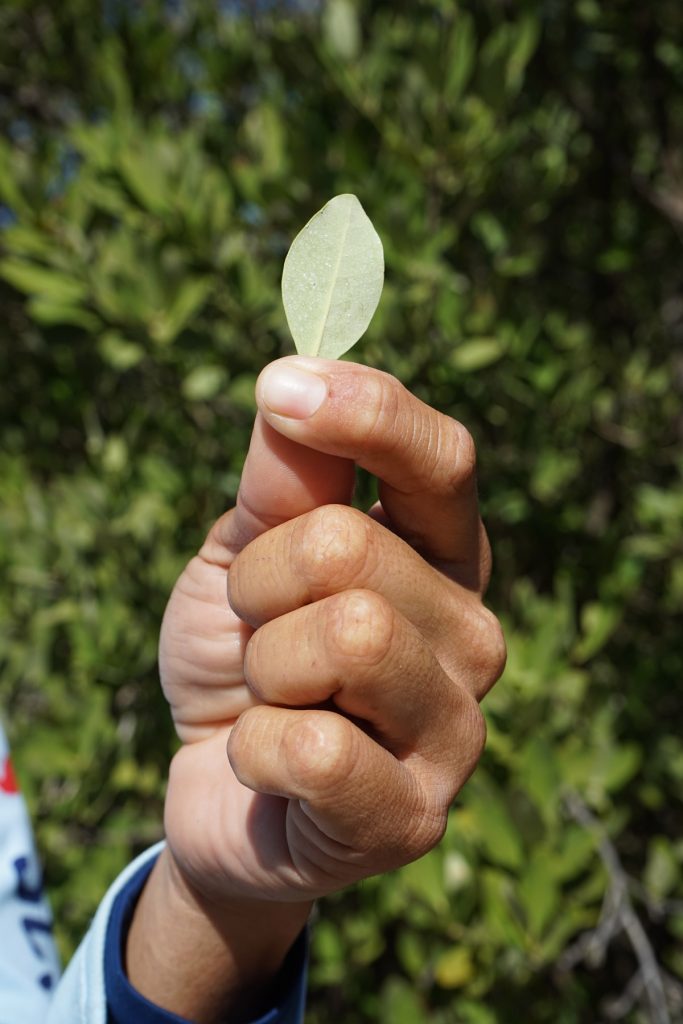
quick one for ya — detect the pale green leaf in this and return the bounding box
[281,193,384,359]
[182,365,227,402]
[99,332,145,371]
[323,0,361,61]
[450,337,504,372]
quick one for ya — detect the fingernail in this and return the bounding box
[259,364,328,419]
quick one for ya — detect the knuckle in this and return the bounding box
[327,590,394,667]
[242,631,265,697]
[226,708,253,763]
[285,712,356,795]
[296,505,374,591]
[477,609,507,690]
[226,559,246,619]
[352,372,404,454]
[406,807,449,860]
[446,687,487,779]
[432,419,477,496]
[462,694,488,763]
[427,691,486,807]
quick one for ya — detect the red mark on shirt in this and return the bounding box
[0,755,19,794]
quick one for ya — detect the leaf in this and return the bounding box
[149,277,213,345]
[28,298,100,331]
[281,193,384,359]
[450,338,504,372]
[182,365,227,402]
[118,147,170,216]
[465,778,524,869]
[455,1002,498,1024]
[323,0,361,61]
[602,742,642,792]
[99,331,145,371]
[0,259,87,305]
[574,601,622,662]
[380,977,425,1024]
[434,945,475,989]
[446,12,476,100]
[506,15,541,93]
[644,836,679,902]
[518,852,560,937]
[398,848,448,915]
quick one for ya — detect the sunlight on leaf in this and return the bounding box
[281,193,384,359]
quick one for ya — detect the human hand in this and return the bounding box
[160,356,505,904]
[126,357,505,1022]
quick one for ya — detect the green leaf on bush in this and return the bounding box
[118,147,170,215]
[0,259,87,305]
[574,601,622,662]
[399,848,448,914]
[450,337,504,372]
[644,836,679,902]
[182,365,227,402]
[28,298,99,331]
[281,193,384,359]
[149,277,212,345]
[446,13,476,99]
[380,976,425,1024]
[323,0,361,60]
[99,331,145,370]
[466,778,524,869]
[518,852,560,937]
[434,945,475,988]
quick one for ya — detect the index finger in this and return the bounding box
[256,357,490,592]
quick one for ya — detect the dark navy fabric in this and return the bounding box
[105,857,308,1024]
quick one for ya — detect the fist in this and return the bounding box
[159,358,505,904]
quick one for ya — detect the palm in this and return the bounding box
[160,553,350,902]
[159,555,257,743]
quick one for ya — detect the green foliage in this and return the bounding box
[1,0,682,1019]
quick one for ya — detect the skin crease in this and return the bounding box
[125,357,506,1024]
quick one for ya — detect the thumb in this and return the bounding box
[209,411,355,561]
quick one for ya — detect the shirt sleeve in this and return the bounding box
[0,721,61,1024]
[104,856,308,1024]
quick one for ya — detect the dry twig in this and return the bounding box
[559,791,676,1024]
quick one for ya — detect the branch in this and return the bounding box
[561,791,672,1024]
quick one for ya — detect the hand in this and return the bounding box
[161,355,504,896]
[127,357,505,1021]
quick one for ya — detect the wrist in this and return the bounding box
[125,847,312,1024]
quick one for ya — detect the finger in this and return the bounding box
[229,505,445,631]
[228,706,479,875]
[228,503,493,677]
[255,357,489,590]
[200,412,356,567]
[244,589,481,762]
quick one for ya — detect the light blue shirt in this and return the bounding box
[1,721,307,1023]
[0,721,60,1022]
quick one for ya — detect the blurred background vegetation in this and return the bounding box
[1,1,682,1021]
